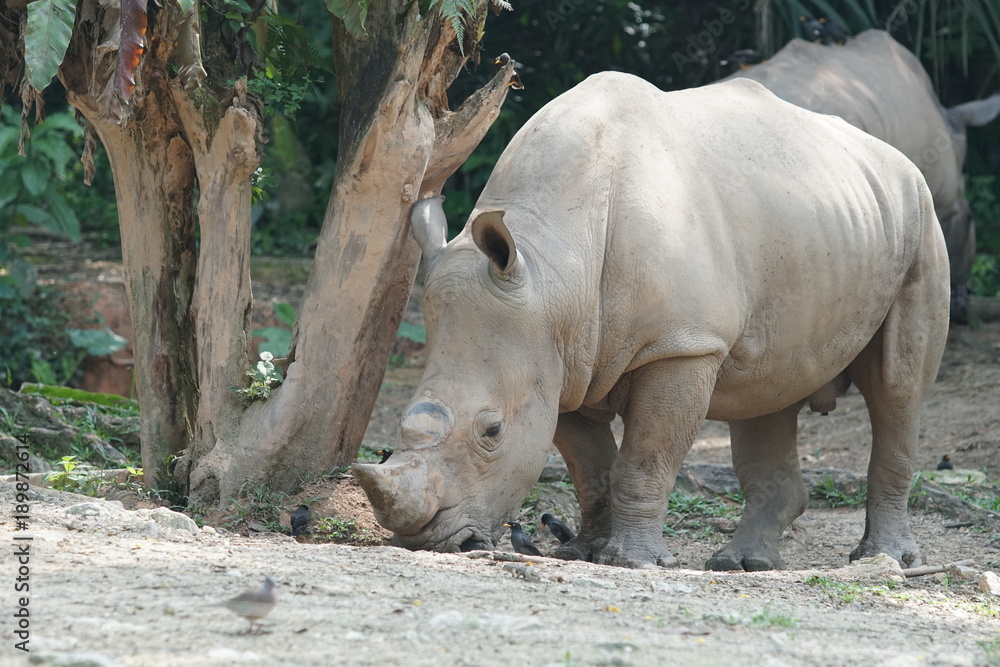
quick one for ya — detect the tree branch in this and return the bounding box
[419,59,516,195]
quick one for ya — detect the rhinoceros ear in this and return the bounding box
[946,93,1000,130]
[471,209,517,273]
[411,196,447,267]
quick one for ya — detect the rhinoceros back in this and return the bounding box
[473,72,945,418]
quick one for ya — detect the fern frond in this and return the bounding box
[491,0,512,13]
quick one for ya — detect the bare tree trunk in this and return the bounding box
[60,10,200,488]
[186,2,519,501]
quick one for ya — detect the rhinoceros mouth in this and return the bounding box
[392,505,496,553]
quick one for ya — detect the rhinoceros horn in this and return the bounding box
[352,453,443,535]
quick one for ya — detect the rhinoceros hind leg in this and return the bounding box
[846,239,948,568]
[551,409,618,562]
[706,402,806,572]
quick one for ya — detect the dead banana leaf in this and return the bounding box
[115,0,148,101]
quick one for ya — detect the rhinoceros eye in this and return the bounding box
[484,422,502,438]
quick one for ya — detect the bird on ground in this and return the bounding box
[290,505,311,538]
[817,18,851,45]
[799,15,824,41]
[217,576,277,634]
[937,455,955,470]
[494,52,525,90]
[719,49,763,70]
[376,448,393,464]
[504,522,543,557]
[540,513,576,544]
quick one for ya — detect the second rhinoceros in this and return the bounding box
[727,30,1000,322]
[353,73,950,570]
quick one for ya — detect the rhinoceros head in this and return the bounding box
[352,198,564,552]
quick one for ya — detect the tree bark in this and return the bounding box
[60,3,200,489]
[186,2,519,501]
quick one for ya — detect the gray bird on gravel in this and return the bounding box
[504,522,543,557]
[540,513,575,544]
[217,576,277,634]
[290,505,311,538]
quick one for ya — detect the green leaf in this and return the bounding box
[20,160,48,197]
[325,0,370,38]
[0,173,20,209]
[24,0,77,92]
[274,302,296,327]
[253,326,292,358]
[11,204,58,230]
[47,193,81,242]
[173,0,196,12]
[397,321,426,344]
[66,327,130,357]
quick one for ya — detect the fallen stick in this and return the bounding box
[901,559,975,578]
[942,521,975,528]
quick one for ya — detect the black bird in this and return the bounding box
[494,53,524,90]
[290,504,311,538]
[540,513,575,544]
[817,17,851,45]
[799,15,824,42]
[376,448,393,464]
[504,522,543,557]
[937,455,954,470]
[719,49,763,70]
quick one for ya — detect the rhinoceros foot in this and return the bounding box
[591,538,679,570]
[705,548,785,572]
[849,536,921,568]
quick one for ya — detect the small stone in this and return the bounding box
[201,525,217,534]
[64,503,107,517]
[978,571,1000,596]
[148,507,199,534]
[948,564,978,582]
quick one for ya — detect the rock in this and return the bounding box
[948,564,979,582]
[843,553,906,582]
[65,502,109,517]
[573,577,618,589]
[79,433,130,467]
[978,571,1000,596]
[201,525,217,534]
[145,506,199,534]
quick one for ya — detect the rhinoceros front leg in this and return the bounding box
[593,357,720,569]
[551,408,618,561]
[705,401,808,571]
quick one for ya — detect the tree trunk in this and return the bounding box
[186,2,519,501]
[60,4,200,489]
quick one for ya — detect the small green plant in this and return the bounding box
[234,351,283,404]
[978,636,1000,664]
[812,476,867,508]
[314,516,382,546]
[45,455,102,495]
[750,606,797,628]
[222,483,288,533]
[805,574,899,603]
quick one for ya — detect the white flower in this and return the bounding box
[260,351,274,362]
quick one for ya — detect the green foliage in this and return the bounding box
[969,175,1000,297]
[0,106,86,244]
[663,491,740,538]
[397,321,426,345]
[325,0,370,38]
[805,574,900,603]
[427,0,478,51]
[23,0,76,92]
[222,483,288,532]
[234,351,283,404]
[314,516,383,545]
[45,455,102,495]
[19,383,138,409]
[252,302,295,358]
[812,476,867,507]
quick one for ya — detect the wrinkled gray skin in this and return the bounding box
[353,73,950,570]
[725,30,1000,322]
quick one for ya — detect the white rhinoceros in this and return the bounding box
[726,29,1000,322]
[353,72,950,570]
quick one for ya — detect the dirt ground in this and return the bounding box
[3,262,1000,665]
